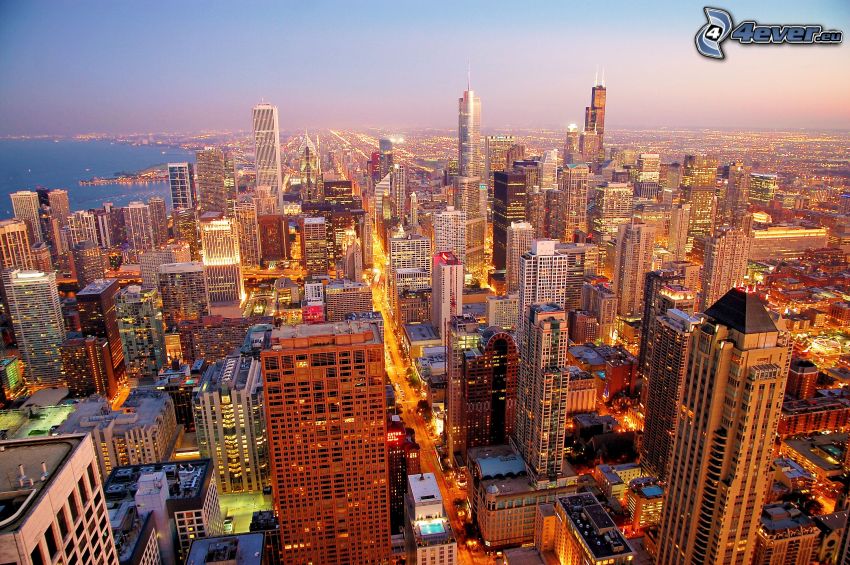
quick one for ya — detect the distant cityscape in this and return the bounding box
[0,59,849,565]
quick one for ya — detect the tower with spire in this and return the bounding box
[458,66,482,179]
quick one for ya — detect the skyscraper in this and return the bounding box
[139,242,192,288]
[300,216,329,276]
[639,308,701,480]
[3,270,66,388]
[77,278,125,384]
[433,206,467,264]
[455,175,486,278]
[60,335,115,398]
[148,195,169,247]
[157,262,210,328]
[261,321,390,564]
[682,154,718,252]
[749,172,778,206]
[702,225,752,310]
[667,203,690,261]
[657,289,790,564]
[233,197,262,268]
[506,221,534,293]
[0,219,33,270]
[72,241,106,288]
[124,201,155,251]
[199,213,243,303]
[173,208,201,259]
[590,182,634,243]
[196,146,231,214]
[252,102,283,194]
[563,123,581,165]
[168,162,197,211]
[10,190,43,243]
[493,170,527,270]
[67,210,99,247]
[432,251,463,338]
[583,79,607,162]
[484,134,515,193]
[116,284,166,381]
[458,83,482,178]
[612,222,657,317]
[560,163,590,239]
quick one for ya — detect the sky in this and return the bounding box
[1,0,849,135]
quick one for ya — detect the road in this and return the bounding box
[371,233,493,565]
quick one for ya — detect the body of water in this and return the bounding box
[0,139,193,215]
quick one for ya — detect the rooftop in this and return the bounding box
[186,534,264,565]
[760,502,814,532]
[404,323,441,342]
[57,389,173,435]
[199,354,258,394]
[409,473,442,505]
[0,405,75,440]
[704,288,778,334]
[77,278,118,296]
[559,493,634,560]
[0,434,85,534]
[268,320,381,343]
[104,459,212,503]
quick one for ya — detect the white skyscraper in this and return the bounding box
[200,213,243,304]
[167,162,196,210]
[506,221,534,293]
[67,210,100,247]
[458,84,481,178]
[612,222,657,317]
[252,102,283,194]
[433,206,467,264]
[124,201,155,251]
[3,270,66,388]
[432,252,464,338]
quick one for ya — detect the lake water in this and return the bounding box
[0,139,193,216]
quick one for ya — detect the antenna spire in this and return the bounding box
[601,67,605,87]
[467,61,471,91]
[594,65,599,86]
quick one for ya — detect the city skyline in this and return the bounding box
[1,1,849,135]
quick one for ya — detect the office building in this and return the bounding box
[612,222,657,317]
[485,134,515,192]
[493,170,527,270]
[3,269,66,388]
[432,252,463,338]
[199,213,244,304]
[589,182,634,243]
[583,80,607,160]
[195,354,268,494]
[582,282,618,344]
[753,503,818,565]
[505,221,534,293]
[454,176,486,278]
[261,321,390,564]
[256,215,287,261]
[0,218,33,270]
[72,240,106,288]
[458,84,481,178]
[702,226,752,310]
[124,201,155,252]
[252,103,283,194]
[67,210,99,247]
[657,289,790,564]
[325,279,373,322]
[139,242,193,289]
[57,389,178,478]
[196,147,232,214]
[10,190,43,243]
[0,434,117,565]
[157,262,210,328]
[78,278,125,385]
[388,415,421,535]
[749,225,828,261]
[177,316,272,364]
[145,196,168,248]
[667,204,690,261]
[116,285,166,381]
[60,336,116,399]
[485,293,519,330]
[404,473,457,565]
[103,459,223,564]
[301,216,329,276]
[561,163,590,239]
[786,358,818,400]
[639,309,701,480]
[433,206,467,264]
[233,198,262,268]
[167,162,196,211]
[173,208,201,259]
[553,493,635,565]
[749,172,778,207]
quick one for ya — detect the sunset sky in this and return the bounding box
[1,0,848,135]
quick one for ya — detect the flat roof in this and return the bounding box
[77,278,118,295]
[186,534,264,564]
[408,473,442,505]
[559,493,634,560]
[404,323,440,342]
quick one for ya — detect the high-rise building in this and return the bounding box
[432,251,463,338]
[124,201,155,251]
[196,147,231,214]
[261,322,390,564]
[77,278,124,385]
[67,210,100,247]
[538,149,559,189]
[195,353,268,494]
[785,358,818,400]
[300,216,329,276]
[388,231,432,313]
[404,473,458,565]
[0,435,118,565]
[30,241,52,273]
[116,284,166,381]
[702,225,752,310]
[513,304,571,485]
[378,137,394,179]
[157,262,210,328]
[387,416,421,535]
[257,214,287,262]
[10,190,43,243]
[148,195,169,247]
[454,175,486,278]
[723,161,750,225]
[200,213,243,304]
[493,170,527,270]
[582,281,618,344]
[233,198,262,268]
[639,308,701,480]
[484,134,515,193]
[325,279,372,322]
[612,222,657,317]
[553,493,635,565]
[45,189,70,252]
[445,314,481,458]
[458,84,482,178]
[749,172,778,207]
[0,218,33,270]
[457,328,519,461]
[173,208,201,259]
[583,80,607,162]
[168,162,197,211]
[563,123,581,165]
[590,182,634,243]
[57,389,178,478]
[517,240,597,338]
[667,203,690,261]
[506,221,534,293]
[657,289,790,564]
[433,206,467,264]
[60,335,115,398]
[752,502,818,565]
[0,357,26,405]
[682,154,718,251]
[560,163,590,239]
[253,103,283,194]
[139,242,193,289]
[3,269,65,388]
